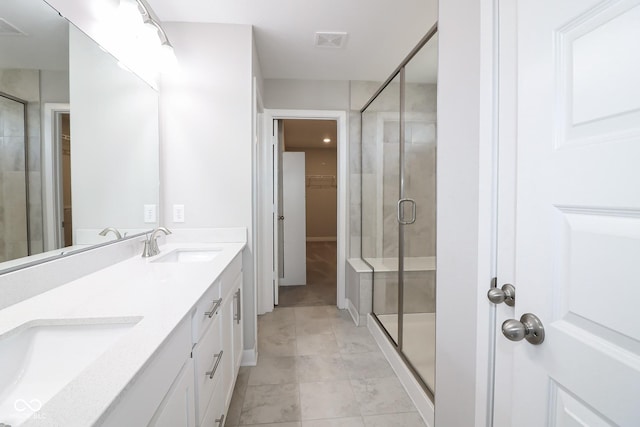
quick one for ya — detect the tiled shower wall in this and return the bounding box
[350,81,437,260]
[0,70,43,262]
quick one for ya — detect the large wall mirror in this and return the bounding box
[0,0,160,272]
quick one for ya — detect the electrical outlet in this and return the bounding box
[173,204,185,223]
[144,204,157,223]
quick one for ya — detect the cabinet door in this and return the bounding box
[200,382,226,427]
[232,273,244,375]
[193,315,223,424]
[149,358,196,427]
[220,289,235,408]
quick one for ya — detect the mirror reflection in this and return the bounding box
[0,0,159,271]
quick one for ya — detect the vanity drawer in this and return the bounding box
[193,316,223,424]
[192,279,222,343]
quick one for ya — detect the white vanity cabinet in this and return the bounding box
[193,253,243,426]
[100,251,244,427]
[192,300,224,424]
[224,265,243,407]
[102,319,194,427]
[148,358,196,427]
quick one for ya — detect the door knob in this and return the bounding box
[487,283,515,306]
[502,313,545,345]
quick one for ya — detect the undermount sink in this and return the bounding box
[0,319,140,425]
[152,248,222,263]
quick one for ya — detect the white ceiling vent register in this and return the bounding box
[314,32,348,48]
[0,18,26,36]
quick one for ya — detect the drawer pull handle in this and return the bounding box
[234,289,242,324]
[215,414,225,426]
[204,298,222,318]
[206,350,223,379]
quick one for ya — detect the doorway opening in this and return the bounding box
[59,112,72,247]
[42,104,72,251]
[276,119,338,307]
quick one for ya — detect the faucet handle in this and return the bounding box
[141,239,153,258]
[142,226,172,258]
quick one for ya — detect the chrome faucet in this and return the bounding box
[142,227,172,257]
[99,227,123,240]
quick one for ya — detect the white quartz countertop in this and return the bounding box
[0,240,245,426]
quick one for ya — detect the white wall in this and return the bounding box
[264,79,350,110]
[286,148,337,239]
[159,22,257,354]
[40,70,69,104]
[436,0,495,425]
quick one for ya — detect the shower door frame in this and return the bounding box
[361,23,438,401]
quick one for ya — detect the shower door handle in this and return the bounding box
[397,198,416,225]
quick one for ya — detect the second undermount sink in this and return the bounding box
[0,319,140,425]
[152,248,222,263]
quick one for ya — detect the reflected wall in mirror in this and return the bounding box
[0,0,159,272]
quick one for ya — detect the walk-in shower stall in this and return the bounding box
[361,27,437,398]
[0,92,30,263]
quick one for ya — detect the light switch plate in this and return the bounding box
[173,204,185,223]
[144,204,157,223]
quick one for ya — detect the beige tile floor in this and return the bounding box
[225,306,426,427]
[278,243,337,307]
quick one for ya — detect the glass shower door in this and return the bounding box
[361,27,438,399]
[362,74,401,344]
[401,35,438,393]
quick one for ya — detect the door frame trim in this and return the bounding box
[258,109,348,312]
[42,103,71,251]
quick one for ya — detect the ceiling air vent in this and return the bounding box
[0,18,26,36]
[314,32,348,48]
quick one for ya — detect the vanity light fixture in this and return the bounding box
[117,0,145,27]
[142,17,178,72]
[323,138,331,143]
[90,0,120,20]
[111,0,177,73]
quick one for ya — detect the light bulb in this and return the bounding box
[92,0,119,19]
[117,0,143,27]
[157,43,178,73]
[138,20,161,45]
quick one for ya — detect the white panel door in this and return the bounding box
[280,152,307,286]
[498,0,640,425]
[273,119,282,304]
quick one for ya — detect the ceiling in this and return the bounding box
[146,0,438,82]
[0,0,68,70]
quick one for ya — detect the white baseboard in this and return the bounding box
[241,346,258,366]
[346,298,360,326]
[367,314,434,427]
[306,236,337,242]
